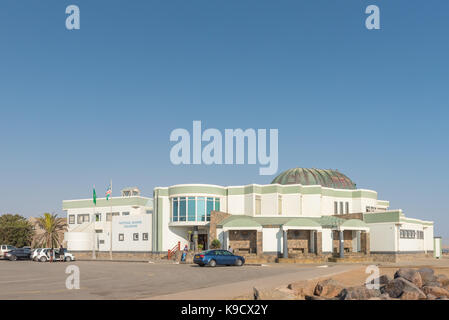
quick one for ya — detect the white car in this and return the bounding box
[36,248,75,262]
[0,245,16,259]
[31,248,44,261]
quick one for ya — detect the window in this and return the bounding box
[122,212,130,216]
[99,240,105,244]
[179,197,187,221]
[278,195,282,215]
[68,215,75,224]
[95,213,101,222]
[206,197,214,221]
[255,196,261,215]
[106,212,120,222]
[118,234,124,241]
[133,233,139,241]
[197,197,206,222]
[340,202,343,215]
[188,197,196,221]
[345,202,349,214]
[170,196,221,222]
[173,198,179,222]
[146,210,153,215]
[142,233,149,241]
[334,202,338,215]
[77,214,90,224]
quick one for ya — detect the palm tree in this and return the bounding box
[35,213,67,248]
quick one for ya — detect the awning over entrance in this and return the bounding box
[340,219,369,231]
[220,216,263,231]
[282,218,322,231]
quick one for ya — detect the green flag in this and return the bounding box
[93,187,97,205]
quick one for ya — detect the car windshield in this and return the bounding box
[6,246,15,250]
[201,250,215,255]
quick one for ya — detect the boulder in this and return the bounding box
[422,286,449,299]
[400,287,426,300]
[253,287,295,300]
[382,277,424,299]
[287,280,317,298]
[426,294,437,300]
[435,274,449,287]
[338,286,381,300]
[378,274,392,286]
[314,279,345,298]
[305,295,328,300]
[418,268,437,286]
[394,268,423,288]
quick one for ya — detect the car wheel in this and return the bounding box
[65,256,71,262]
[199,264,205,267]
[208,259,217,267]
[235,259,243,266]
[9,255,17,261]
[39,256,47,262]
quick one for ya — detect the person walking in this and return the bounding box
[181,244,188,262]
[228,245,234,254]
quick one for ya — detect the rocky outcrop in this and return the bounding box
[282,267,448,300]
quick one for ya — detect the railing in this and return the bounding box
[167,241,181,260]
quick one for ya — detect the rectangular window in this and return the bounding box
[106,212,120,222]
[95,213,101,222]
[118,234,124,241]
[173,198,179,222]
[206,197,214,221]
[142,233,149,241]
[179,197,187,221]
[188,197,196,221]
[68,215,75,224]
[334,202,338,215]
[340,202,343,215]
[146,210,153,215]
[278,195,282,215]
[122,212,130,216]
[215,198,220,212]
[197,197,206,222]
[255,196,261,215]
[345,202,349,214]
[77,214,90,224]
[133,233,139,241]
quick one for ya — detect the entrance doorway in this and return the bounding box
[198,234,208,251]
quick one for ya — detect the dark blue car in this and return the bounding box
[193,250,245,267]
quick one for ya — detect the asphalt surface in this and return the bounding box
[0,259,358,300]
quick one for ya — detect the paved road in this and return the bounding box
[0,260,359,300]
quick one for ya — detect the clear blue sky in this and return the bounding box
[0,1,448,242]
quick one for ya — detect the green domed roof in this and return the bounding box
[271,168,356,190]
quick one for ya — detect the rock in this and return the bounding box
[382,277,425,299]
[379,293,391,300]
[338,286,381,300]
[394,268,423,288]
[314,279,344,298]
[305,295,327,300]
[400,287,426,300]
[288,280,316,298]
[418,268,437,286]
[426,294,437,300]
[422,286,449,299]
[378,274,392,286]
[253,287,295,300]
[435,274,449,287]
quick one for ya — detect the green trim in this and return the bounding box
[377,200,390,206]
[167,186,227,196]
[221,216,262,228]
[341,219,368,228]
[363,211,402,223]
[400,218,434,226]
[63,197,151,209]
[283,218,322,228]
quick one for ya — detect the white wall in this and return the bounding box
[321,229,332,253]
[262,228,282,253]
[111,214,152,252]
[367,223,397,252]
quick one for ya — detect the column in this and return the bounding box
[283,230,288,259]
[193,227,199,252]
[357,231,361,253]
[339,230,344,258]
[309,230,315,254]
[315,231,322,255]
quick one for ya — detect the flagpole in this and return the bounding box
[109,179,113,260]
[92,185,96,260]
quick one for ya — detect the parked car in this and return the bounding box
[0,245,16,259]
[36,248,75,262]
[193,249,245,267]
[4,248,32,261]
[31,248,44,261]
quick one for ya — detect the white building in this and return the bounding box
[63,168,435,262]
[63,187,153,252]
